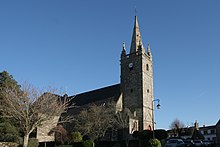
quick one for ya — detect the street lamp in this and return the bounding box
[152,99,160,138]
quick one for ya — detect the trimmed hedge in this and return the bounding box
[71,132,83,143]
[147,139,162,147]
[83,140,94,147]
[28,138,39,147]
[55,145,73,147]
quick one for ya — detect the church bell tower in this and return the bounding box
[120,16,154,131]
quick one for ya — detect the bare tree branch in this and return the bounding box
[0,83,74,147]
[73,101,116,140]
[169,118,185,137]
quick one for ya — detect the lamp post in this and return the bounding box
[152,99,160,139]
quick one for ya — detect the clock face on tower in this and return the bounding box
[128,62,133,69]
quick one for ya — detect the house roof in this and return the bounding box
[69,84,121,106]
[216,119,220,126]
[199,125,216,130]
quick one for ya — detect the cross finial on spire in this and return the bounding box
[135,6,137,16]
[121,42,126,57]
[122,42,126,50]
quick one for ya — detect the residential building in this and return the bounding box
[167,119,220,145]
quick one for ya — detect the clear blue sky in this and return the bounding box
[0,0,220,130]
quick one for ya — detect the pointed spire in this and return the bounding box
[130,16,144,54]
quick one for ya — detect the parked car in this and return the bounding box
[194,140,204,147]
[184,139,196,147]
[203,140,211,147]
[164,138,186,147]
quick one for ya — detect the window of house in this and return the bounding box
[147,89,149,93]
[204,130,208,135]
[211,129,215,134]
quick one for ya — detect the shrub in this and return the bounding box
[83,140,94,147]
[147,138,162,147]
[0,122,20,142]
[28,138,39,147]
[71,132,83,143]
[54,124,70,145]
[82,135,90,141]
[139,130,153,140]
[154,129,168,140]
[0,142,18,147]
[132,131,139,138]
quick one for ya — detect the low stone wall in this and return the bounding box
[0,142,18,147]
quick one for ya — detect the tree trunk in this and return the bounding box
[23,134,30,147]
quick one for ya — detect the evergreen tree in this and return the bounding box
[0,70,21,142]
[0,120,20,142]
[0,71,21,92]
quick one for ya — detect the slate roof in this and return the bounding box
[69,84,121,106]
[199,125,216,130]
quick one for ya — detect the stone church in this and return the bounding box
[68,16,155,134]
